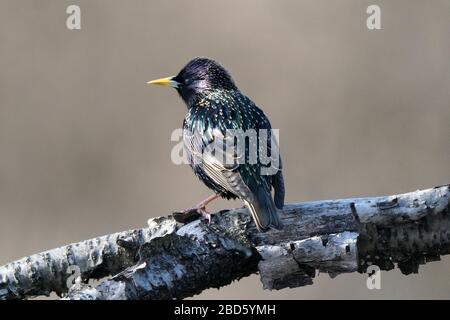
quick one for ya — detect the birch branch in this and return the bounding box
[0,184,448,300]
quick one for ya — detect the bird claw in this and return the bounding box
[185,206,211,224]
[173,194,218,224]
[197,208,212,224]
[173,206,211,224]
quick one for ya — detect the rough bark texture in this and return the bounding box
[0,216,177,299]
[0,184,448,300]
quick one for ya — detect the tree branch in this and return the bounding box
[0,184,449,300]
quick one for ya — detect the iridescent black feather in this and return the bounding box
[175,58,284,230]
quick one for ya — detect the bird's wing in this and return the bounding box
[272,160,285,209]
[183,124,253,199]
[229,103,283,229]
[183,93,284,229]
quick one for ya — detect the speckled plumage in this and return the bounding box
[163,58,284,230]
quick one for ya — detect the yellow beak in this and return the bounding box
[147,76,179,88]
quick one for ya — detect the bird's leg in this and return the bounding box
[195,193,220,210]
[184,193,220,223]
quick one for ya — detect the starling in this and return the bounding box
[148,57,284,231]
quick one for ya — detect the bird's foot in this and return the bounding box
[173,194,219,224]
[173,205,212,224]
[182,204,212,223]
[195,207,212,224]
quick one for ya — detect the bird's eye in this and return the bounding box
[184,78,193,85]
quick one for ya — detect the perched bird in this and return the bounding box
[148,57,284,231]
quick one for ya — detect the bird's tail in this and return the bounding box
[244,187,282,231]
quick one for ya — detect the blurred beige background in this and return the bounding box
[0,0,449,299]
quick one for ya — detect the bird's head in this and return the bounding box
[148,57,237,108]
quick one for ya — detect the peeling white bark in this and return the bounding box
[257,231,359,289]
[0,184,448,300]
[352,186,449,225]
[0,216,176,299]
